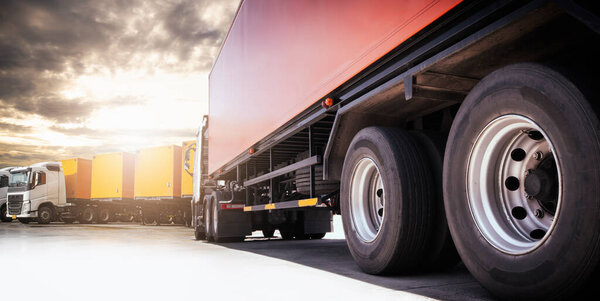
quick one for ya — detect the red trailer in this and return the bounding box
[194,1,600,299]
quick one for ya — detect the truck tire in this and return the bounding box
[62,218,76,224]
[97,208,111,224]
[341,127,435,274]
[194,224,206,240]
[37,206,53,224]
[444,63,600,300]
[262,224,275,238]
[79,207,96,224]
[410,131,460,271]
[205,198,214,242]
[0,204,11,222]
[309,233,325,239]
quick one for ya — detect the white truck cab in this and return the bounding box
[0,166,16,222]
[6,162,66,224]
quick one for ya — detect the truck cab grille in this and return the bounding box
[7,194,23,215]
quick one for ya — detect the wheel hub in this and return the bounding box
[467,115,562,254]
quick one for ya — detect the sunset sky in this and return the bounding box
[0,0,240,168]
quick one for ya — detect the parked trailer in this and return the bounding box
[88,152,137,223]
[136,145,189,225]
[0,167,16,222]
[192,0,600,299]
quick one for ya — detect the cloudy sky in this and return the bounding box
[0,0,240,168]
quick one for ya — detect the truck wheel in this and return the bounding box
[0,204,11,222]
[97,208,111,224]
[278,224,295,240]
[79,207,96,224]
[37,206,53,224]
[194,223,206,240]
[62,218,76,224]
[205,199,214,242]
[444,63,600,300]
[309,233,325,239]
[410,131,460,271]
[262,224,275,238]
[341,127,435,274]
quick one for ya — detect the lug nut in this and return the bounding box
[534,152,543,160]
[535,209,544,218]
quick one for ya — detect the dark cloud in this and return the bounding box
[0,0,237,121]
[0,0,239,166]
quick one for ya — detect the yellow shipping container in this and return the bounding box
[181,140,196,198]
[60,158,92,200]
[91,152,135,200]
[135,145,182,199]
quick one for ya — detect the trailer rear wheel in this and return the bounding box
[341,127,435,274]
[79,207,96,224]
[62,218,76,224]
[97,208,111,224]
[205,198,214,242]
[410,131,460,271]
[444,63,600,300]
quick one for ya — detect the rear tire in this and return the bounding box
[444,63,600,300]
[62,218,76,224]
[410,131,460,271]
[205,199,214,242]
[309,233,325,239]
[262,224,275,238]
[97,208,111,224]
[341,127,435,274]
[79,207,96,224]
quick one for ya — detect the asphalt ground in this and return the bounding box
[0,215,503,301]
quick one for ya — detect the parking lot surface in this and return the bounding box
[0,218,495,301]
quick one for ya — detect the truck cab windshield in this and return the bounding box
[9,171,30,188]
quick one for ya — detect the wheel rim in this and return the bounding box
[467,115,561,254]
[40,209,50,221]
[349,157,385,243]
[212,200,218,236]
[205,202,211,235]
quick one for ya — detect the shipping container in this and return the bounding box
[91,152,135,201]
[60,158,92,201]
[135,145,182,200]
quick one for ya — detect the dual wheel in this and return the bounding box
[341,63,600,299]
[203,192,244,243]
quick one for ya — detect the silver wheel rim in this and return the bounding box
[205,203,211,235]
[467,115,561,254]
[349,157,385,243]
[40,209,50,221]
[212,200,218,236]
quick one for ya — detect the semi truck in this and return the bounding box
[136,145,190,225]
[191,0,600,299]
[0,167,16,222]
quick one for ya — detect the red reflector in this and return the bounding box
[221,204,245,210]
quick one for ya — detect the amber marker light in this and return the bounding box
[321,97,334,108]
[249,148,255,154]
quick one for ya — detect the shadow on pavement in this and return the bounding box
[219,237,493,301]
